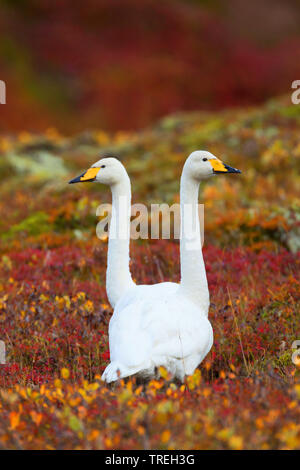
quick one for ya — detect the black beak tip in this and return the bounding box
[224,164,242,174]
[68,175,82,184]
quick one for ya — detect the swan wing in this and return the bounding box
[109,283,178,366]
[102,283,212,382]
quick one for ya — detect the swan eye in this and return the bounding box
[101,165,106,168]
[202,158,208,162]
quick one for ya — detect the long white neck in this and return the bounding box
[178,168,209,314]
[106,175,134,308]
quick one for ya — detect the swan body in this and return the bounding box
[69,151,240,382]
[105,282,213,382]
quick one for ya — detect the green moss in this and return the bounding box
[274,351,293,368]
[2,211,51,239]
[278,105,300,120]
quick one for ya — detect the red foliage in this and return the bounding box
[0,240,298,388]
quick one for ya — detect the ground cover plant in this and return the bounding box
[0,96,299,449]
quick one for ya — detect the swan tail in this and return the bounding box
[101,361,140,383]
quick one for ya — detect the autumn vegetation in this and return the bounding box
[0,94,299,449]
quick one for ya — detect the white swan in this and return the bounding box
[69,151,241,382]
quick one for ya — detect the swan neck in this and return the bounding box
[179,170,209,312]
[106,176,134,308]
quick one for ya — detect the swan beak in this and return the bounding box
[69,167,99,184]
[210,159,241,174]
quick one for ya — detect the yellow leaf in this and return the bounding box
[288,401,297,410]
[54,379,62,388]
[161,430,171,443]
[217,427,231,441]
[229,435,243,450]
[159,366,169,379]
[61,368,70,379]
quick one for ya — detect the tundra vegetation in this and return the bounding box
[0,96,299,449]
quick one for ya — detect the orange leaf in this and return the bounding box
[9,412,20,430]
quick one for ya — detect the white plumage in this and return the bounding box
[69,150,241,382]
[105,282,213,382]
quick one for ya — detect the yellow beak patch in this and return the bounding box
[209,159,228,173]
[80,167,99,181]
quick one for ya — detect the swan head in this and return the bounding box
[184,151,241,180]
[69,157,128,186]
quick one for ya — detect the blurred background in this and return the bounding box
[1,0,300,134]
